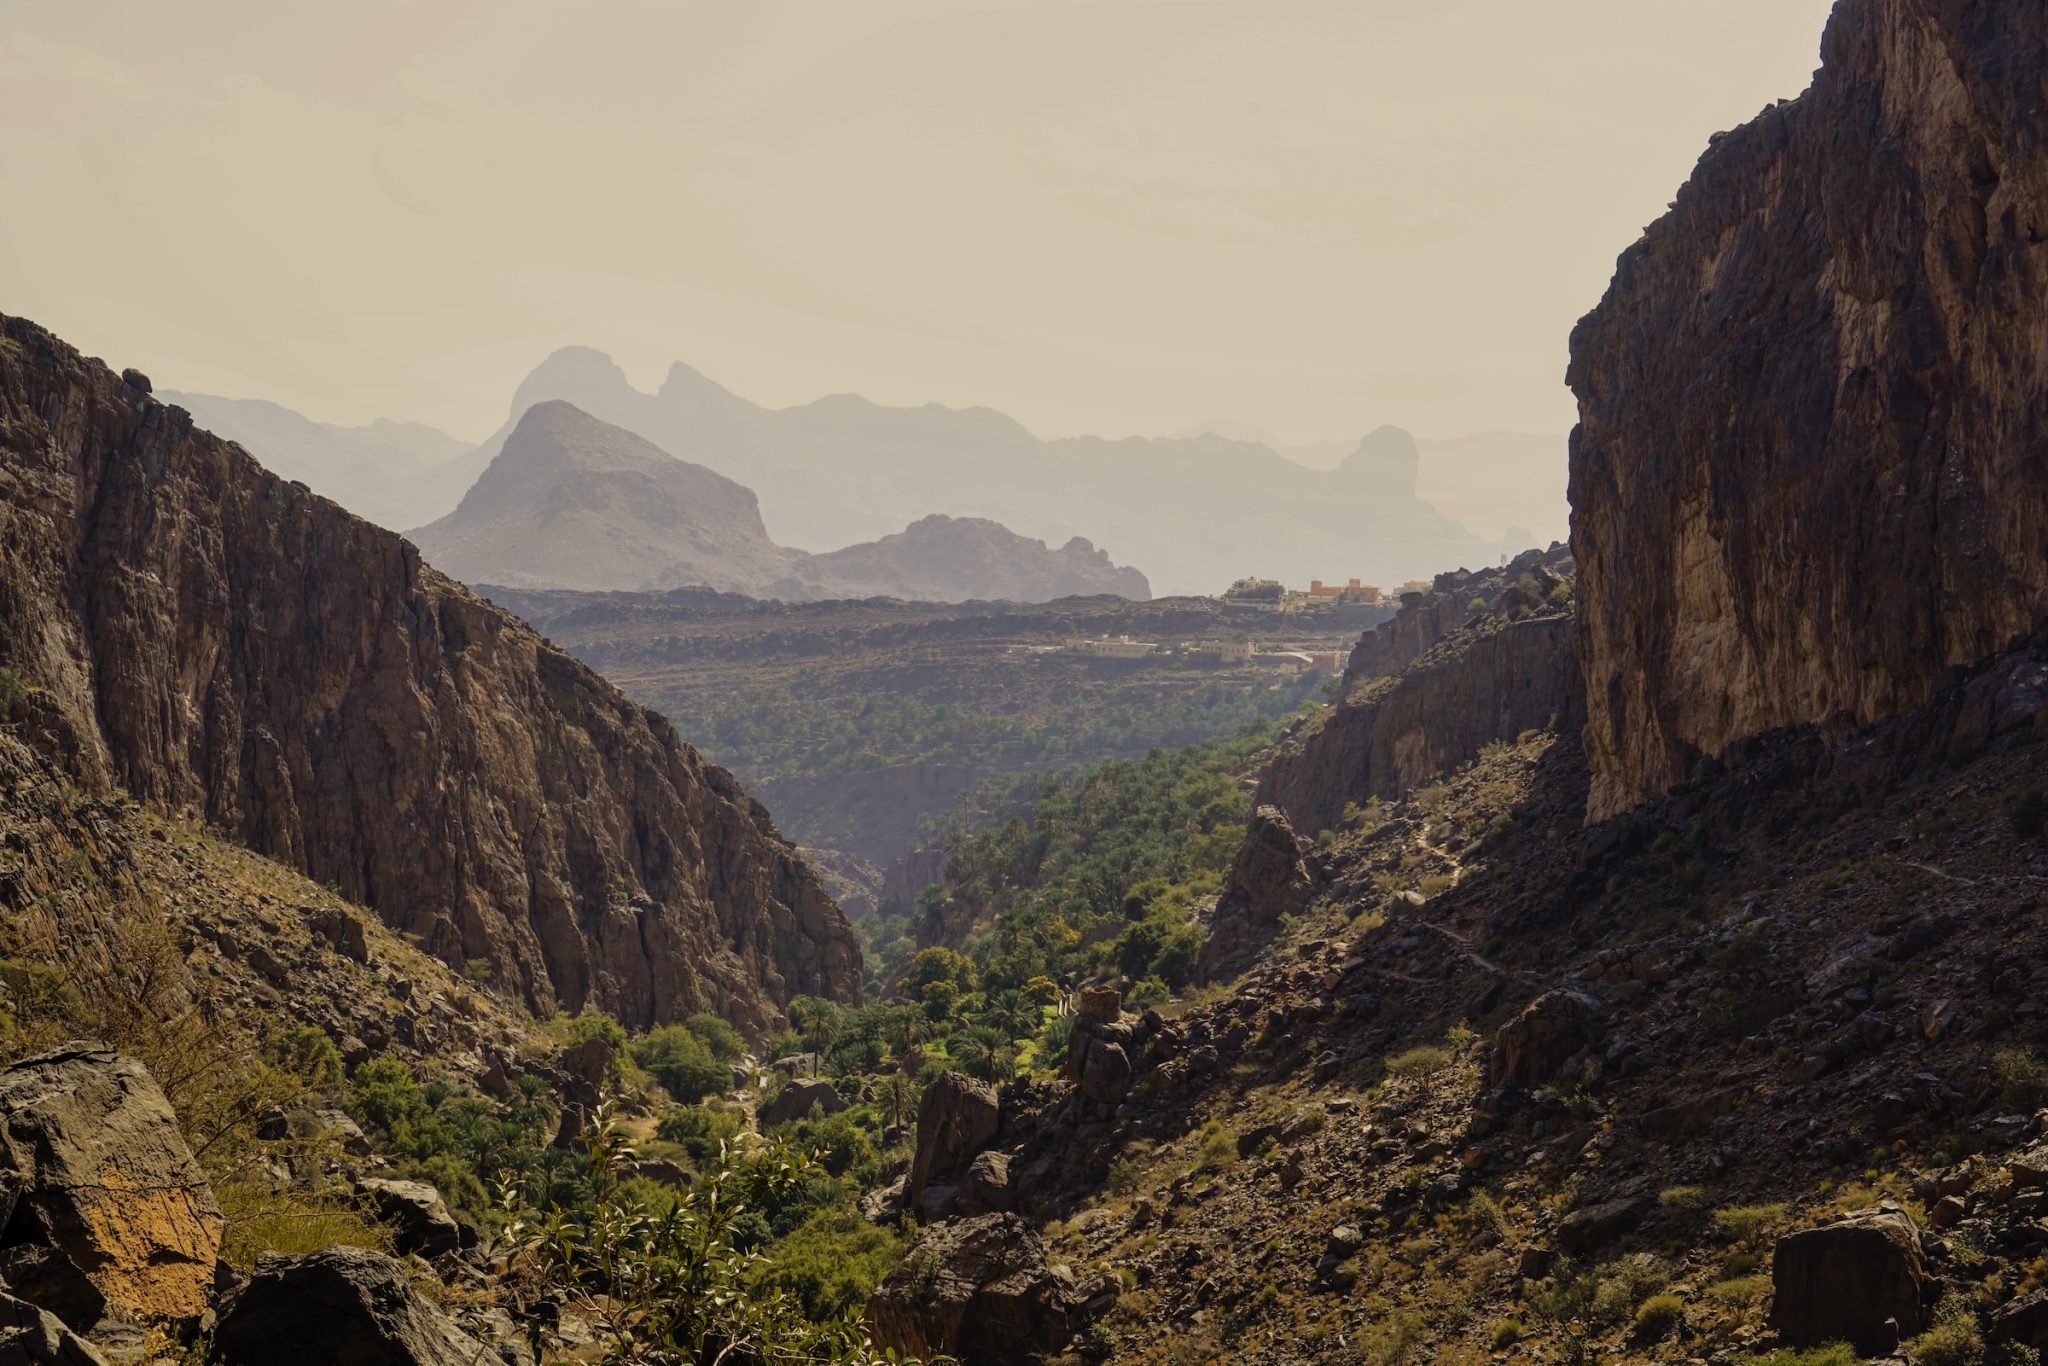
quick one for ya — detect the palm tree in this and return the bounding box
[889,1009,932,1058]
[877,1073,917,1131]
[960,1026,1016,1084]
[983,990,1035,1043]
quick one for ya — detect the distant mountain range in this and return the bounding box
[171,352,1557,597]
[158,391,468,530]
[410,401,1150,602]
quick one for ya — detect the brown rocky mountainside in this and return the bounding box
[1569,0,2048,820]
[1254,543,1579,838]
[0,313,859,1034]
[410,400,1151,603]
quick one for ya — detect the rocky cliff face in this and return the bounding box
[1254,546,1580,835]
[1568,0,2048,820]
[0,313,860,1033]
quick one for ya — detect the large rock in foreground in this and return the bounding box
[1568,0,2048,819]
[1769,1208,1930,1352]
[864,1213,1092,1365]
[907,1072,999,1222]
[0,1290,109,1366]
[210,1246,489,1366]
[0,1044,222,1327]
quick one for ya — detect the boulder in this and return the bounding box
[1556,1196,1652,1254]
[1230,806,1311,923]
[956,1152,1014,1216]
[309,908,370,963]
[1768,1209,1929,1352]
[0,1044,223,1326]
[865,1214,1088,1365]
[1075,987,1122,1025]
[907,1073,1000,1221]
[354,1178,463,1260]
[1489,989,1602,1089]
[556,1037,613,1105]
[0,1290,109,1366]
[1992,1290,2048,1349]
[759,1078,848,1128]
[209,1245,490,1366]
[0,1248,103,1337]
[1076,1039,1132,1107]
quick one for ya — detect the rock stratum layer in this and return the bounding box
[1569,0,2048,819]
[0,313,859,1033]
[1255,547,1581,836]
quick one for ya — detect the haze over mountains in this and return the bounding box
[162,390,470,530]
[175,351,1557,600]
[411,401,1150,602]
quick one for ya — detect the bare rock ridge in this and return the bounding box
[0,313,860,1034]
[1254,544,1581,837]
[410,400,1151,602]
[1569,0,2048,820]
[411,400,792,595]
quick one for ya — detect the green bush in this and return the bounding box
[1384,1045,1450,1078]
[685,1013,747,1063]
[1633,1293,1683,1342]
[631,1026,730,1105]
[1909,1298,1985,1366]
[656,1105,749,1168]
[752,1207,909,1322]
[1741,1347,1862,1366]
[267,1025,344,1090]
[1714,1203,1788,1246]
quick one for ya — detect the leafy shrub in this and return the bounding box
[267,1025,344,1090]
[1707,1274,1772,1305]
[1714,1203,1788,1246]
[1195,1120,1237,1172]
[1384,1045,1451,1078]
[513,1111,900,1361]
[1994,1047,2048,1110]
[685,1013,747,1063]
[658,1104,751,1167]
[631,1025,730,1105]
[1741,1348,1863,1366]
[1633,1293,1683,1342]
[750,1207,908,1321]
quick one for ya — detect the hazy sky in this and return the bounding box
[0,0,1836,445]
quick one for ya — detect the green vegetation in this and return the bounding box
[510,1110,902,1364]
[861,720,1287,998]
[1741,1347,1862,1366]
[1632,1293,1683,1342]
[659,671,1326,780]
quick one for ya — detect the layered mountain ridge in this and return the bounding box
[421,349,1514,595]
[409,400,1150,601]
[0,313,860,1035]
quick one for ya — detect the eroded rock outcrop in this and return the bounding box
[0,1044,222,1329]
[1569,0,2048,819]
[1769,1208,1931,1351]
[209,1246,489,1366]
[0,314,860,1033]
[864,1214,1095,1365]
[907,1071,999,1222]
[1256,548,1580,837]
